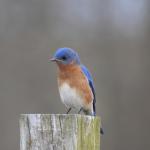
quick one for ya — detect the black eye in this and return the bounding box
[61,56,67,60]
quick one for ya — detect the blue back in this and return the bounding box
[81,64,96,116]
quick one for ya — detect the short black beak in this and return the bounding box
[48,57,63,63]
[50,58,56,61]
[48,56,56,63]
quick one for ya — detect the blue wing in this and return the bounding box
[81,64,96,115]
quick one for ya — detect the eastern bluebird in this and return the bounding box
[50,48,103,134]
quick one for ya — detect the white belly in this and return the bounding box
[58,83,83,109]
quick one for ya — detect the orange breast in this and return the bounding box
[57,63,93,105]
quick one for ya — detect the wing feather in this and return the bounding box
[81,64,96,115]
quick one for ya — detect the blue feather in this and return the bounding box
[81,64,96,116]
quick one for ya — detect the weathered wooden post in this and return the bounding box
[20,114,101,150]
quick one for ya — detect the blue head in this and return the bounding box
[50,48,80,65]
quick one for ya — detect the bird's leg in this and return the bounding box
[66,108,71,114]
[78,107,83,114]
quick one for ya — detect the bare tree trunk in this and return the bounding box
[20,114,101,150]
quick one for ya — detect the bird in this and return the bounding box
[50,47,103,134]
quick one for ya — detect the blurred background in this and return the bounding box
[0,0,150,150]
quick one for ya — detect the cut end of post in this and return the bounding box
[20,114,101,150]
